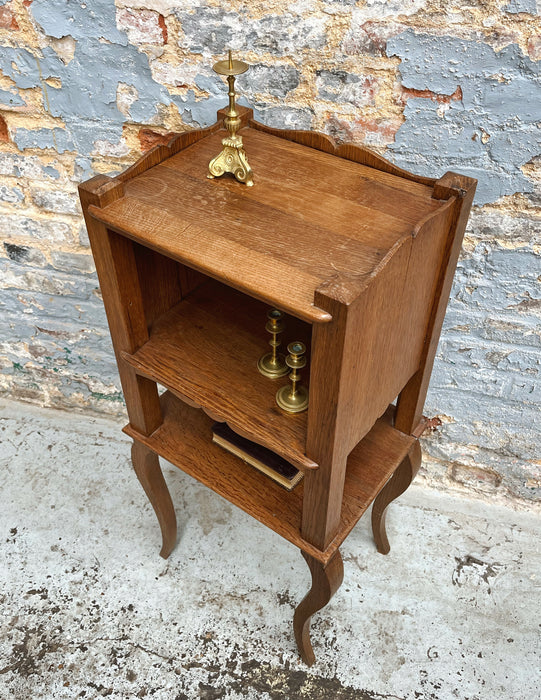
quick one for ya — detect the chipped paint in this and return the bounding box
[503,0,539,14]
[388,30,541,205]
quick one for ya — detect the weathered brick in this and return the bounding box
[527,33,541,61]
[138,128,175,152]
[503,0,538,14]
[0,184,24,203]
[431,336,541,406]
[443,308,541,349]
[14,127,75,153]
[355,0,429,19]
[316,69,380,108]
[323,0,357,7]
[150,59,196,88]
[255,105,313,130]
[72,157,94,182]
[176,6,326,55]
[239,64,300,99]
[116,82,140,119]
[0,153,61,180]
[451,463,503,493]
[0,259,100,300]
[388,31,541,205]
[3,242,46,266]
[116,1,174,12]
[0,255,121,414]
[0,87,26,111]
[451,245,541,317]
[466,210,541,248]
[30,188,80,215]
[51,251,95,274]
[422,412,540,500]
[0,115,8,142]
[78,223,90,248]
[0,3,18,30]
[324,113,402,146]
[116,8,166,45]
[341,18,397,56]
[0,215,72,243]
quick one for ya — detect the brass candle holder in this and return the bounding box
[208,50,253,186]
[276,342,309,413]
[258,308,288,378]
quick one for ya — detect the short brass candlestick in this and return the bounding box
[276,342,309,413]
[258,309,288,378]
[208,50,253,186]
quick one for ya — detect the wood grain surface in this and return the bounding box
[395,172,477,434]
[121,279,315,471]
[87,125,444,325]
[123,391,416,565]
[250,119,437,189]
[294,550,344,666]
[79,176,162,437]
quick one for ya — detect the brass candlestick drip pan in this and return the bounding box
[208,50,254,186]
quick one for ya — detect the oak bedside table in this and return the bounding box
[79,104,476,665]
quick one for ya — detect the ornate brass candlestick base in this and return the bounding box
[276,342,309,413]
[208,51,253,186]
[258,309,288,378]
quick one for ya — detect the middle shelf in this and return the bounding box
[121,279,315,471]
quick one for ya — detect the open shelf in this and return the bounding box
[121,279,315,471]
[123,391,417,564]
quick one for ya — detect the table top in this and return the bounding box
[89,125,444,322]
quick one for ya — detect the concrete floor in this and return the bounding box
[0,399,539,700]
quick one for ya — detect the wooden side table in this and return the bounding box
[79,106,476,665]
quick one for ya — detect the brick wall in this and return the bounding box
[0,0,539,506]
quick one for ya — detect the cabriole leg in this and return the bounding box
[371,441,422,555]
[131,441,177,559]
[293,549,344,666]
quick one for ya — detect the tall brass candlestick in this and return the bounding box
[258,308,288,378]
[208,50,253,186]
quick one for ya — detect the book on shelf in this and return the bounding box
[211,422,304,492]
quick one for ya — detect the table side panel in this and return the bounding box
[132,243,184,332]
[337,197,458,454]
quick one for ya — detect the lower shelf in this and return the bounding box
[123,391,416,564]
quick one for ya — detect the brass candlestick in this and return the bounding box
[208,50,253,186]
[258,309,288,378]
[276,342,309,413]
